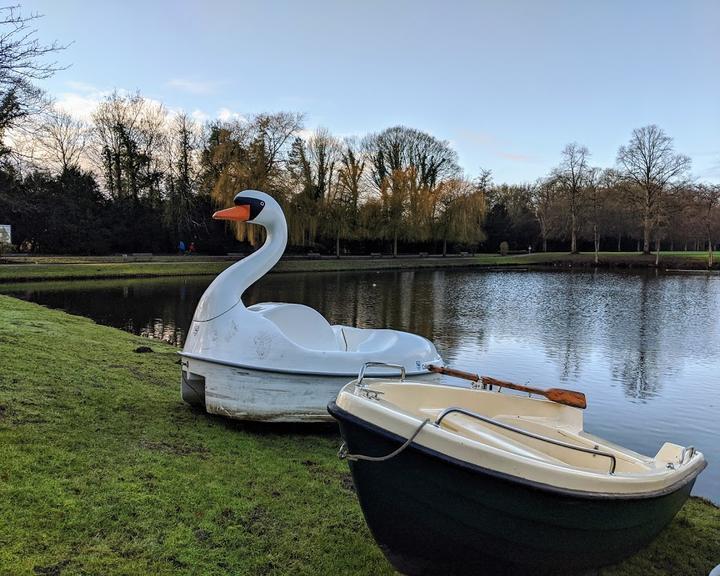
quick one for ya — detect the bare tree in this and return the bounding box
[36,109,88,173]
[616,125,691,254]
[163,112,200,243]
[531,177,562,252]
[92,91,167,202]
[336,137,366,217]
[553,142,590,253]
[695,184,720,267]
[583,167,612,264]
[327,137,366,256]
[0,6,66,159]
[287,127,341,244]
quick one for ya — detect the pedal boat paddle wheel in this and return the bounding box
[180,190,443,422]
[328,364,706,575]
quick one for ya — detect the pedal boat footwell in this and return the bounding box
[328,379,706,575]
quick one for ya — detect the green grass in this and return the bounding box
[0,251,718,283]
[0,295,718,575]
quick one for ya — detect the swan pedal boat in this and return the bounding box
[328,368,706,575]
[180,190,442,422]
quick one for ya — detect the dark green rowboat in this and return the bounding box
[329,372,706,575]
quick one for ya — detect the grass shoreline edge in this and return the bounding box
[1,251,719,283]
[0,295,718,575]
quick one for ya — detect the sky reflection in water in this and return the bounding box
[4,269,719,502]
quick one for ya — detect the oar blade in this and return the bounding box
[545,388,587,409]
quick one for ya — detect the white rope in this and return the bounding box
[338,419,431,462]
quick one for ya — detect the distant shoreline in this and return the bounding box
[0,251,718,283]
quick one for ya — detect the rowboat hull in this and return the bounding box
[329,402,700,575]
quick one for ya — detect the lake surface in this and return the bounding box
[3,269,719,502]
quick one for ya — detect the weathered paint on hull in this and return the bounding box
[182,357,443,422]
[329,402,699,575]
[182,357,349,422]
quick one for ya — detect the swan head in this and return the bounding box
[212,190,283,228]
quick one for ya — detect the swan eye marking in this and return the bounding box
[233,196,266,220]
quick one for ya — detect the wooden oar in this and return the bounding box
[427,365,587,409]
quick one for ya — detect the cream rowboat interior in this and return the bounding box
[335,371,705,496]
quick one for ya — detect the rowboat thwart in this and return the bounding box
[329,364,706,575]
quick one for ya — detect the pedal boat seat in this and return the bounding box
[249,303,341,351]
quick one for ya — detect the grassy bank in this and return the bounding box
[0,295,718,575]
[0,251,718,283]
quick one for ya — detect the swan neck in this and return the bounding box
[192,215,287,322]
[237,219,287,294]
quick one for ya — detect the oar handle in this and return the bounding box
[427,364,480,382]
[427,365,587,410]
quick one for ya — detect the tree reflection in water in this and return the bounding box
[3,268,719,500]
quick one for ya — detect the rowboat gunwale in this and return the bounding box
[328,401,706,501]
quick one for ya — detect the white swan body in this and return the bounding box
[180,190,443,421]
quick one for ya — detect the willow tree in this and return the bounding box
[364,126,459,256]
[202,112,302,245]
[435,177,487,255]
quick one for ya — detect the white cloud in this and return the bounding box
[217,107,245,122]
[191,109,209,123]
[297,128,315,140]
[55,92,103,120]
[51,81,247,127]
[54,83,110,120]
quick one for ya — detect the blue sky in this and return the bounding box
[23,0,720,183]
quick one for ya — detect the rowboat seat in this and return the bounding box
[421,407,651,473]
[424,409,568,465]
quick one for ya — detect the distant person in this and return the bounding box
[528,245,532,254]
[178,240,186,255]
[189,242,196,254]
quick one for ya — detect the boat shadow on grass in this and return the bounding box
[186,405,341,437]
[183,406,718,576]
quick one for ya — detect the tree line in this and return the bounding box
[0,6,718,259]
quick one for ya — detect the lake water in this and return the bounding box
[3,269,719,502]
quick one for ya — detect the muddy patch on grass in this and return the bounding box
[301,459,355,493]
[140,438,209,457]
[244,505,272,536]
[33,559,70,576]
[216,506,240,527]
